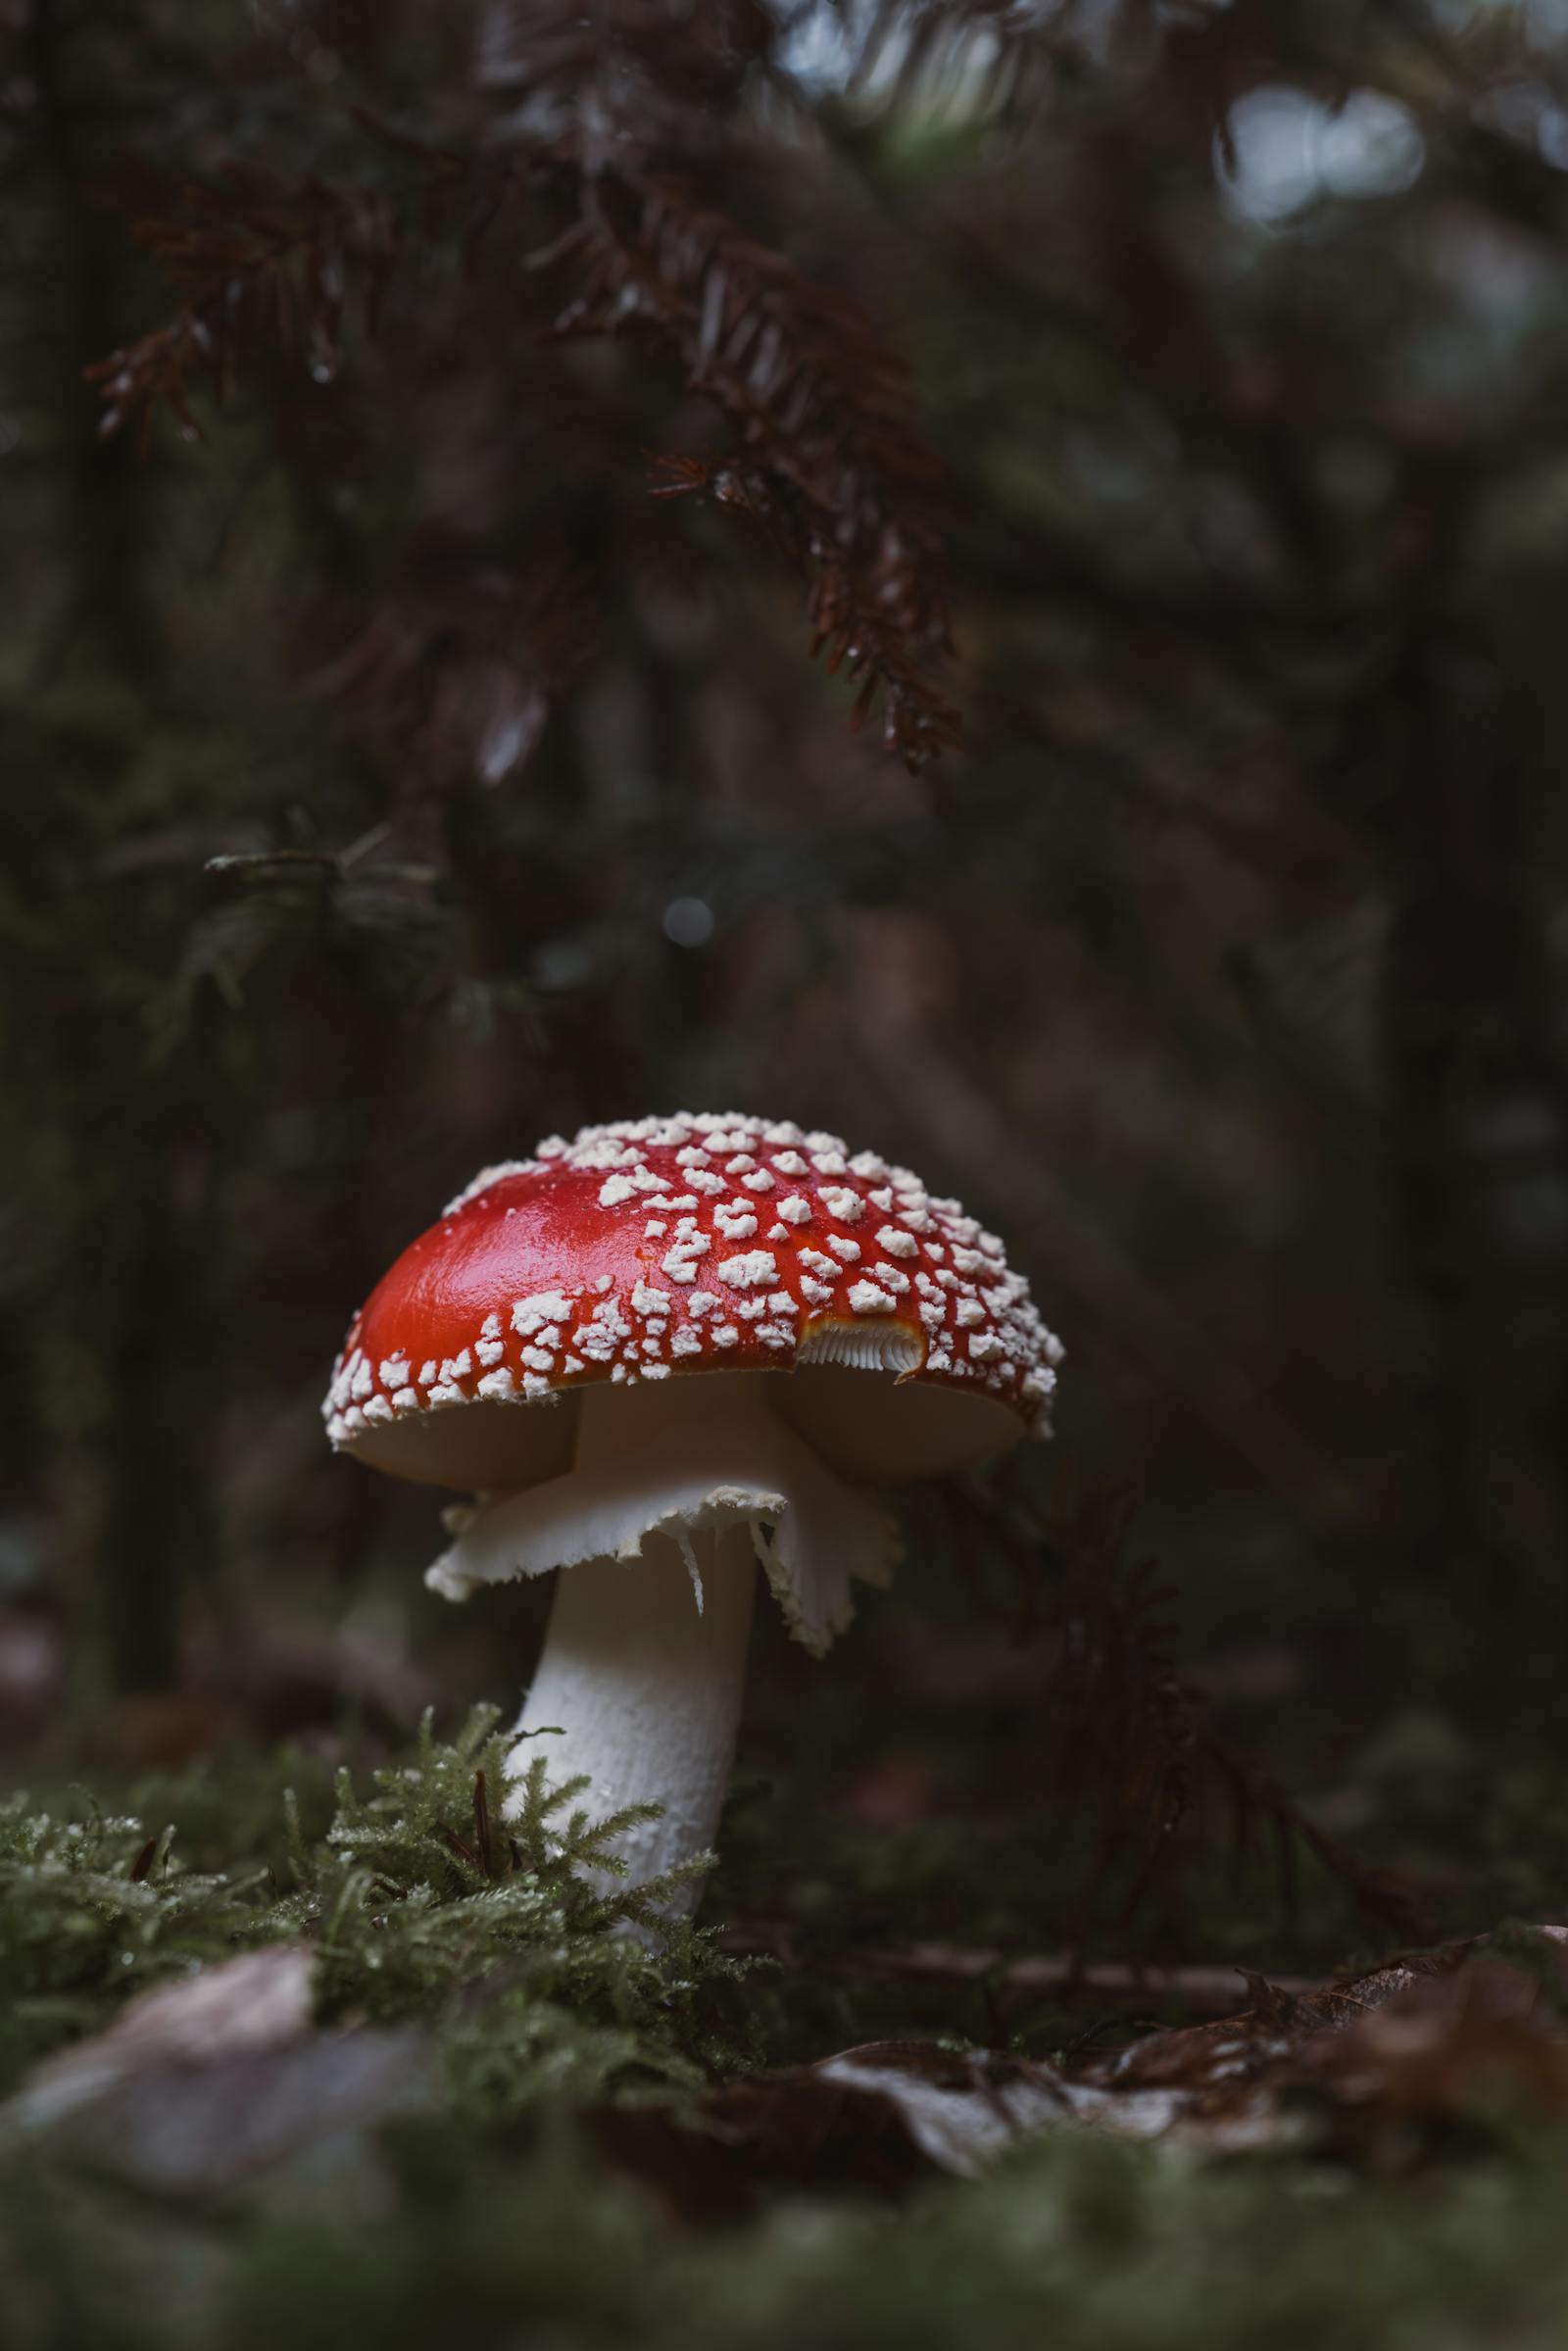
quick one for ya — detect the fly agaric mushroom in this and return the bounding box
[323,1115,1062,1901]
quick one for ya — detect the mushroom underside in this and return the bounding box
[426,1374,900,1654]
[343,1356,1023,1492]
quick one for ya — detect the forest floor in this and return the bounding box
[4,1682,1568,2351]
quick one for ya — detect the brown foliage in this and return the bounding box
[84,5,959,766]
[956,1481,1429,1949]
[26,1929,1563,2209]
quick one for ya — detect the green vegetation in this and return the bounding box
[3,1717,1567,2351]
[0,1709,750,2109]
[7,1981,1568,2351]
[190,2127,1568,2351]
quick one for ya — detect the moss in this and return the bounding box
[286,1706,758,2106]
[0,1790,265,2091]
[8,2106,1568,2351]
[0,1707,752,2107]
[7,1714,1568,2351]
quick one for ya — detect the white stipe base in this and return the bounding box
[508,1522,757,1909]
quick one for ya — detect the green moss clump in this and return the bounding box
[0,1792,264,2091]
[7,1715,1568,2351]
[0,1706,753,2108]
[279,1706,756,2108]
[9,2100,1568,2351]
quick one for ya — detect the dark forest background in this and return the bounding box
[5,0,1568,1978]
[11,8,1568,2342]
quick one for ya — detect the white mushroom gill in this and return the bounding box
[424,1376,898,1907]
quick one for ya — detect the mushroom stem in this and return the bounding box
[507,1521,758,1907]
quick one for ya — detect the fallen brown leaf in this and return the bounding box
[6,1928,1564,2215]
[2,1947,435,2196]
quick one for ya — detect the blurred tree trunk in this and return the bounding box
[29,0,202,1693]
[1377,465,1568,1721]
[27,0,154,679]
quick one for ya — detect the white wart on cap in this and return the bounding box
[324,1111,1062,1507]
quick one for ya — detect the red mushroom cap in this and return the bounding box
[323,1114,1062,1492]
